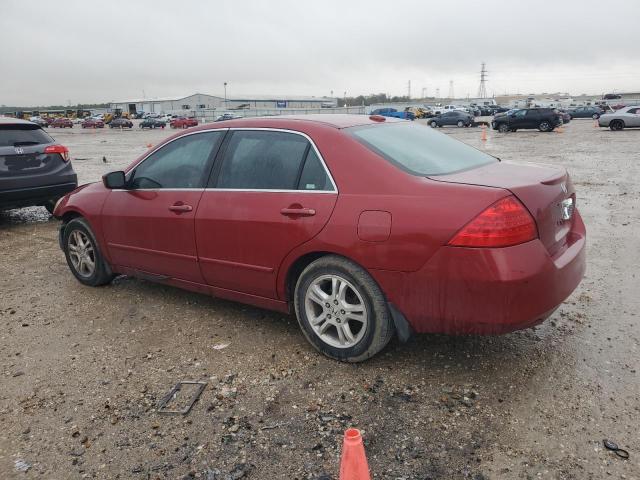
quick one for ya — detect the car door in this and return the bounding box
[101,130,226,283]
[523,109,540,128]
[625,107,640,126]
[510,109,527,128]
[195,129,338,299]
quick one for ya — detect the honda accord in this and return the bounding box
[54,115,586,362]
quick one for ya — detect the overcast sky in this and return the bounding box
[2,0,639,105]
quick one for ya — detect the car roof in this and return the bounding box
[0,116,35,126]
[198,114,405,130]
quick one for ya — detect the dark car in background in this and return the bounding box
[492,108,562,132]
[369,108,415,121]
[556,109,571,124]
[109,118,134,129]
[429,110,473,127]
[0,118,77,213]
[140,118,166,129]
[51,118,73,128]
[567,106,603,119]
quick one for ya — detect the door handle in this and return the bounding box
[280,207,316,217]
[168,203,193,213]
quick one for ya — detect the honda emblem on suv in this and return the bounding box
[14,146,24,154]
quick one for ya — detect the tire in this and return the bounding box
[456,120,464,127]
[498,123,510,133]
[538,121,552,132]
[592,113,600,119]
[294,255,394,362]
[43,199,57,215]
[610,120,624,131]
[62,218,115,287]
[430,121,438,128]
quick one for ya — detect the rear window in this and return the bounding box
[0,124,53,147]
[348,122,496,176]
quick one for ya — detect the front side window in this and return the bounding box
[349,122,495,176]
[216,131,310,190]
[130,131,223,189]
[514,110,526,117]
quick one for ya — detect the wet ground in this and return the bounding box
[0,119,638,479]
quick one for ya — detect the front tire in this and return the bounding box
[430,121,438,128]
[294,255,394,362]
[63,218,114,287]
[498,123,510,133]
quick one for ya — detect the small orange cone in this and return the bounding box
[146,143,153,148]
[594,119,599,128]
[481,124,487,141]
[339,429,371,480]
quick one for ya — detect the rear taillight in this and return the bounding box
[448,195,538,248]
[44,144,70,162]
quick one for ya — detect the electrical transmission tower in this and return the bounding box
[478,62,488,98]
[448,80,454,99]
[407,80,411,99]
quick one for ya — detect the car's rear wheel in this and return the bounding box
[538,121,552,132]
[456,120,464,127]
[610,120,624,131]
[294,255,394,362]
[63,218,114,287]
[592,113,600,119]
[498,123,510,133]
[43,199,57,215]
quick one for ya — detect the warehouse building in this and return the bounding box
[110,93,337,116]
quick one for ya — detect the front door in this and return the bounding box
[195,129,338,299]
[102,130,226,283]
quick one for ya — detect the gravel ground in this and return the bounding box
[0,119,638,479]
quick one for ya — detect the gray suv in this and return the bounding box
[0,117,77,213]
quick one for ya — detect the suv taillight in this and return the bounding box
[448,196,538,248]
[44,144,70,162]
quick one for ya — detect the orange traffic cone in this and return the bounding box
[339,429,371,480]
[481,124,487,141]
[594,119,599,128]
[146,143,153,148]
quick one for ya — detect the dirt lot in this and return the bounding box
[1,119,638,479]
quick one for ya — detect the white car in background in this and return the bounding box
[598,106,640,131]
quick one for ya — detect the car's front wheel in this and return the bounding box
[430,121,438,128]
[498,123,510,133]
[63,218,115,287]
[294,255,394,362]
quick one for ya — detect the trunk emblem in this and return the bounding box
[560,197,574,221]
[14,146,24,154]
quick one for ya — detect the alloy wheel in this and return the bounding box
[304,274,368,349]
[67,230,96,278]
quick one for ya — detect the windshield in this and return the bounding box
[0,124,53,147]
[348,122,496,176]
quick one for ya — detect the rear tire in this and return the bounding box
[294,255,394,362]
[456,120,464,127]
[592,113,600,119]
[43,199,57,215]
[63,218,115,287]
[538,121,552,132]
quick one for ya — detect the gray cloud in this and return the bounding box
[1,0,639,105]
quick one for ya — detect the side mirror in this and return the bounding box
[102,170,126,189]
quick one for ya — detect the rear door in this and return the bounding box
[524,109,540,128]
[101,130,226,282]
[195,129,338,299]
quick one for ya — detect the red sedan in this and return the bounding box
[170,117,198,129]
[81,118,104,128]
[53,115,586,362]
[50,118,73,128]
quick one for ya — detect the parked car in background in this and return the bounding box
[492,108,562,132]
[429,111,473,127]
[109,118,134,129]
[50,118,73,128]
[0,117,77,213]
[53,115,585,362]
[369,108,415,120]
[556,109,571,124]
[567,106,603,119]
[30,117,49,128]
[598,106,640,131]
[170,117,199,128]
[140,118,166,129]
[133,112,146,119]
[603,93,622,100]
[215,113,240,122]
[81,118,105,128]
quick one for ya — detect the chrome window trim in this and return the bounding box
[119,126,338,194]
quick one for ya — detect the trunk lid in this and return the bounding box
[430,161,576,256]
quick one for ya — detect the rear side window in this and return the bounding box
[0,125,53,147]
[216,131,310,190]
[298,149,333,191]
[349,122,495,176]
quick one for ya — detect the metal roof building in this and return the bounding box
[110,93,337,116]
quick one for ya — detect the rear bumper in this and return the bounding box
[0,180,78,209]
[374,210,586,335]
